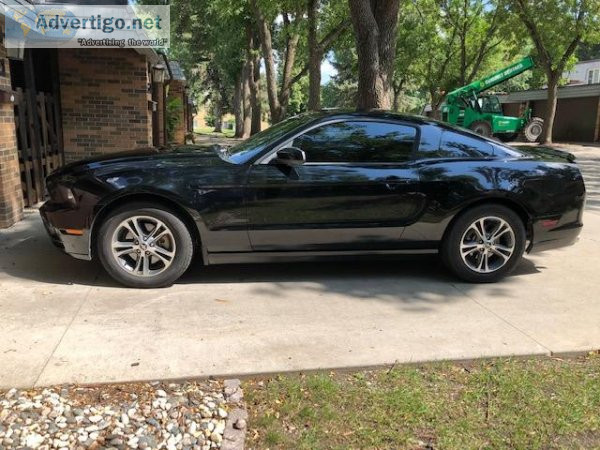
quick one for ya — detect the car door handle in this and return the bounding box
[384,177,413,190]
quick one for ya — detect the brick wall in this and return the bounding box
[0,16,24,228]
[169,80,186,145]
[58,48,153,162]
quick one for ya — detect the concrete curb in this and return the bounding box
[221,379,247,450]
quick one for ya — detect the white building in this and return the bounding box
[564,59,600,85]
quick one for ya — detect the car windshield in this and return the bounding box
[224,113,321,164]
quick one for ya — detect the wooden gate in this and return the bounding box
[14,89,64,206]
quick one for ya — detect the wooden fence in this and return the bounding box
[14,89,64,206]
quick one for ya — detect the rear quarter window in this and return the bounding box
[440,131,494,157]
[419,130,495,159]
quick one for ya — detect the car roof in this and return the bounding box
[311,109,434,126]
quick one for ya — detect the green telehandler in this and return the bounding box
[441,56,543,142]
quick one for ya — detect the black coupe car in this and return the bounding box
[41,111,585,288]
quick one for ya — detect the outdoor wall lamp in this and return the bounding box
[0,86,15,104]
[152,64,166,83]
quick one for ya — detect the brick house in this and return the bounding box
[0,14,192,229]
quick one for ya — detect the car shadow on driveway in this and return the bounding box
[178,254,541,285]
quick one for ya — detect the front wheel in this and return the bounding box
[441,205,526,283]
[97,204,194,288]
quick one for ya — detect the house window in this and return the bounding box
[588,68,600,84]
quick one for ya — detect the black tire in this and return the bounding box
[441,204,526,283]
[523,117,544,143]
[469,120,493,137]
[97,203,194,288]
[496,133,519,143]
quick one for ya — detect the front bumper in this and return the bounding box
[39,203,92,260]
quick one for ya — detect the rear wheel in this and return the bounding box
[469,120,492,138]
[523,117,544,143]
[97,203,194,288]
[441,204,526,283]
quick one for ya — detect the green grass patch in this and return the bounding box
[245,355,600,449]
[194,126,235,138]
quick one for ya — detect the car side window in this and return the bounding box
[291,121,417,163]
[435,131,495,158]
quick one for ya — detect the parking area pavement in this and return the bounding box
[1,143,599,389]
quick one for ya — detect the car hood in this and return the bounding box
[51,145,230,177]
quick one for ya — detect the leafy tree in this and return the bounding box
[250,0,348,122]
[171,0,259,136]
[307,0,351,110]
[330,0,513,113]
[577,42,600,61]
[250,0,306,123]
[169,0,600,142]
[411,0,513,117]
[509,0,600,143]
[391,1,439,111]
[166,97,184,142]
[321,79,358,108]
[438,0,508,86]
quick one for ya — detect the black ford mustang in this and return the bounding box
[41,111,585,288]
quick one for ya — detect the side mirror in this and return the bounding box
[272,147,306,166]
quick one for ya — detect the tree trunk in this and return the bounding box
[348,0,400,110]
[430,89,443,119]
[278,13,300,120]
[233,71,244,138]
[393,89,400,111]
[242,60,252,138]
[248,27,262,135]
[392,78,404,111]
[542,72,559,144]
[251,53,262,134]
[373,0,400,103]
[213,99,223,133]
[251,0,283,123]
[308,0,321,111]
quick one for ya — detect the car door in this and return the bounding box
[244,119,427,251]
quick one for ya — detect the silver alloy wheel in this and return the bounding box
[111,216,176,277]
[460,216,516,274]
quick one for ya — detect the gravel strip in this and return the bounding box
[0,381,231,449]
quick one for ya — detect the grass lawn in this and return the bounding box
[194,126,235,138]
[245,354,600,449]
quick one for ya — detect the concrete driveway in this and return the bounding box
[1,205,599,389]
